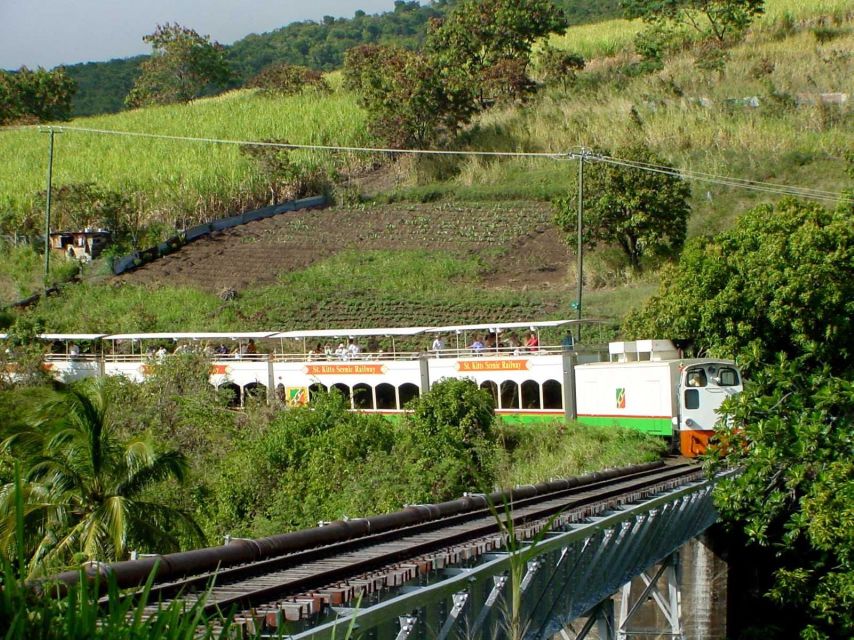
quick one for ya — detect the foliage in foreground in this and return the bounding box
[0,378,202,578]
[628,196,853,639]
[625,198,853,372]
[709,363,853,639]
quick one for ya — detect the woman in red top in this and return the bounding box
[525,331,539,351]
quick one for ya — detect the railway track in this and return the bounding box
[83,461,702,634]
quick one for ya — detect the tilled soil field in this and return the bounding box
[119,201,570,294]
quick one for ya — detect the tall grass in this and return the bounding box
[0,88,369,222]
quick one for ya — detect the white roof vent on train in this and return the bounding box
[609,339,679,362]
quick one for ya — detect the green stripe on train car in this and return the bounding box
[576,415,673,436]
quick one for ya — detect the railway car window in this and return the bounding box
[353,383,374,409]
[218,382,241,407]
[399,383,420,408]
[331,383,352,408]
[686,369,707,387]
[375,383,396,410]
[521,380,540,409]
[308,383,327,400]
[244,382,266,401]
[716,368,740,386]
[480,381,499,406]
[684,389,700,410]
[500,381,520,409]
[543,379,563,410]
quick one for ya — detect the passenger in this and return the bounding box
[155,346,167,360]
[68,343,81,358]
[505,333,522,355]
[469,335,485,354]
[347,339,361,359]
[335,343,347,359]
[245,339,257,355]
[484,333,496,351]
[323,343,333,359]
[525,331,539,352]
[215,343,228,356]
[431,335,445,354]
[561,332,575,351]
[308,342,323,361]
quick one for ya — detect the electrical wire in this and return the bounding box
[37,125,854,205]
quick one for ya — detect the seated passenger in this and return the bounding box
[469,336,485,354]
[347,339,361,359]
[431,335,445,353]
[525,331,539,351]
[245,339,258,355]
[335,343,347,359]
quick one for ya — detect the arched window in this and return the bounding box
[244,382,266,401]
[399,383,420,408]
[543,379,563,410]
[480,380,498,407]
[521,380,540,409]
[500,381,520,409]
[353,383,374,409]
[376,383,397,410]
[308,383,327,402]
[218,382,241,408]
[331,383,352,408]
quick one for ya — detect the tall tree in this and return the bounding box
[125,23,232,108]
[623,0,764,44]
[427,0,567,106]
[344,44,474,148]
[0,67,76,125]
[553,145,691,272]
[0,380,202,577]
[625,198,854,638]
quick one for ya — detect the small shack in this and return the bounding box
[49,229,111,261]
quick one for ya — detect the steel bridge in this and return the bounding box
[282,472,727,640]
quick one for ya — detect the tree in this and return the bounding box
[247,62,330,97]
[625,198,854,638]
[0,67,76,125]
[396,378,499,500]
[553,145,691,272]
[538,45,585,90]
[125,23,232,108]
[426,0,567,107]
[343,44,474,147]
[624,198,853,371]
[623,0,764,44]
[0,379,202,576]
[707,362,853,639]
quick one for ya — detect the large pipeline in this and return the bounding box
[49,461,664,592]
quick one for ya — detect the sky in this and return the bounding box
[0,0,402,69]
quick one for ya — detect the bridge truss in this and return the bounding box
[285,474,724,640]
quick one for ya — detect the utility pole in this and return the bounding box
[43,127,58,288]
[575,148,587,344]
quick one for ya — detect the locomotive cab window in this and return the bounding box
[716,367,740,387]
[685,369,707,387]
[684,389,700,410]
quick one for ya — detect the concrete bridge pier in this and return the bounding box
[560,532,729,640]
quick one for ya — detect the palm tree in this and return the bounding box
[0,378,203,577]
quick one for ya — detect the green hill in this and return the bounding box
[1,0,851,330]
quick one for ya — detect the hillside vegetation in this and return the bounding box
[0,0,851,326]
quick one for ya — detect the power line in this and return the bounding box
[40,125,854,204]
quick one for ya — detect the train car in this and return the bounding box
[575,340,743,457]
[6,322,742,456]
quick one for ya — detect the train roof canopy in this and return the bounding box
[103,332,276,341]
[40,333,108,341]
[424,319,592,333]
[272,327,429,339]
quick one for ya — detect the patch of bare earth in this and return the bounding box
[118,202,571,294]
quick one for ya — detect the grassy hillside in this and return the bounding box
[1,0,851,328]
